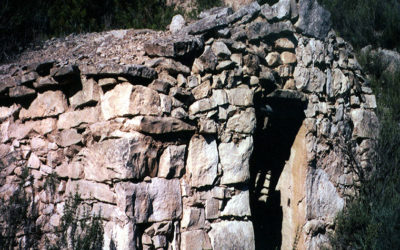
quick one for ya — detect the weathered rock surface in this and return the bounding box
[295,0,332,39]
[19,91,67,119]
[209,221,255,250]
[101,83,162,120]
[125,116,195,134]
[219,136,253,184]
[117,178,182,223]
[187,135,218,187]
[158,145,186,178]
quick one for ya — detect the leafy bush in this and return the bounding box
[329,53,400,249]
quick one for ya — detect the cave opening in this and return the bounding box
[250,96,306,249]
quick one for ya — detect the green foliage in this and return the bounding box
[330,53,400,249]
[48,191,104,250]
[319,0,400,50]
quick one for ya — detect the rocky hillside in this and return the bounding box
[0,0,379,249]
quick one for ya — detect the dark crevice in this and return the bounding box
[250,96,305,249]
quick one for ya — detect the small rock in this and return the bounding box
[170,14,186,33]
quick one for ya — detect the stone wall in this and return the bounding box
[0,0,379,249]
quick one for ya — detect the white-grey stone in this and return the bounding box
[351,109,379,139]
[158,145,186,178]
[209,221,255,250]
[170,14,186,33]
[219,136,253,184]
[221,190,251,217]
[226,87,253,107]
[187,135,218,187]
[226,108,256,134]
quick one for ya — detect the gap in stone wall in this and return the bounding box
[250,97,305,249]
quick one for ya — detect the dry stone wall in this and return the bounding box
[0,0,378,249]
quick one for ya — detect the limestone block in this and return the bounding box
[65,179,116,204]
[19,91,67,119]
[219,136,253,184]
[211,89,229,106]
[209,221,255,250]
[158,145,186,178]
[69,78,102,109]
[57,107,99,130]
[295,0,332,39]
[55,162,83,179]
[261,0,291,21]
[226,108,256,134]
[125,116,196,134]
[187,135,218,187]
[170,14,186,33]
[199,118,218,134]
[281,51,297,64]
[205,198,220,219]
[0,104,19,122]
[188,98,216,115]
[92,203,117,220]
[221,190,251,217]
[101,82,162,120]
[77,135,160,182]
[181,207,205,230]
[116,178,182,223]
[27,118,56,135]
[212,41,231,59]
[181,230,212,250]
[98,78,117,87]
[266,52,281,67]
[192,80,212,100]
[307,168,344,221]
[226,2,260,23]
[247,20,295,41]
[146,58,191,76]
[56,129,82,147]
[351,109,379,139]
[27,153,41,169]
[216,60,235,71]
[331,68,350,96]
[226,87,253,107]
[275,38,295,50]
[144,36,203,58]
[9,86,35,98]
[33,76,58,88]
